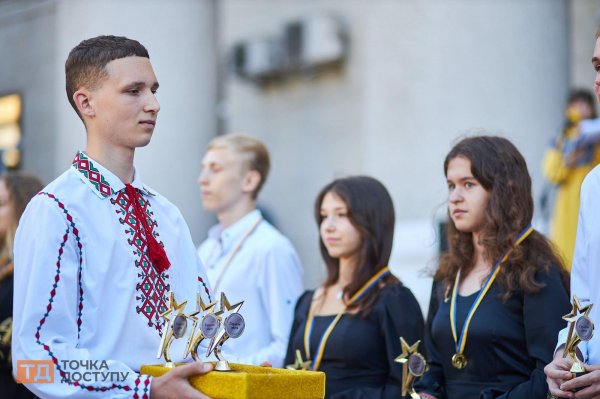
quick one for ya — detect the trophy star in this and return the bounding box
[156,291,188,362]
[184,293,220,359]
[394,337,421,365]
[394,337,425,397]
[187,293,218,323]
[219,292,243,314]
[206,292,244,358]
[197,292,218,314]
[159,291,188,322]
[562,295,593,324]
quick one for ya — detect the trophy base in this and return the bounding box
[141,362,325,399]
[163,361,175,369]
[215,360,233,372]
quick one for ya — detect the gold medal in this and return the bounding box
[451,353,468,370]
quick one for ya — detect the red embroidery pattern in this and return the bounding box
[111,189,170,335]
[198,276,212,302]
[133,375,151,399]
[72,152,113,198]
[36,192,134,393]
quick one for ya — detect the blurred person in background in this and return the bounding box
[197,133,303,368]
[542,88,600,271]
[285,176,424,398]
[0,172,42,399]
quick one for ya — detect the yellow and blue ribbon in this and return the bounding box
[303,266,391,371]
[450,225,534,359]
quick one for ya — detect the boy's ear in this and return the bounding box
[242,170,261,196]
[73,89,95,118]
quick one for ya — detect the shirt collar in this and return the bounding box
[207,209,262,252]
[71,151,156,199]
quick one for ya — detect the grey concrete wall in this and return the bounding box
[221,0,570,294]
[570,0,600,89]
[0,0,58,184]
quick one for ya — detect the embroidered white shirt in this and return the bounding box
[197,209,303,368]
[556,164,600,363]
[12,152,213,399]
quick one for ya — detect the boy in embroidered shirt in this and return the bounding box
[12,35,213,399]
[197,133,303,368]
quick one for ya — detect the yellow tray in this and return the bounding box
[141,362,325,399]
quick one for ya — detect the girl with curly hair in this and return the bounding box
[416,136,570,399]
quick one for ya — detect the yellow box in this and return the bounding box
[140,362,325,399]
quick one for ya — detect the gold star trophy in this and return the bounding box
[183,293,221,361]
[206,292,245,371]
[395,337,428,399]
[156,291,189,368]
[562,295,594,377]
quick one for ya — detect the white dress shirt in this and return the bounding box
[557,164,600,363]
[12,151,213,399]
[197,209,303,368]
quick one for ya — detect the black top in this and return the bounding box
[285,283,425,399]
[415,267,570,399]
[0,273,36,398]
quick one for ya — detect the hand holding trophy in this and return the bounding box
[395,337,428,399]
[144,290,326,398]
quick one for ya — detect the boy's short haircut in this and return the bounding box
[65,35,149,118]
[207,133,271,199]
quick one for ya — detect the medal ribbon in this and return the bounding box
[303,266,390,371]
[211,216,263,293]
[450,225,534,357]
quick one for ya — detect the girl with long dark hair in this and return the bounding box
[416,136,570,399]
[285,176,424,398]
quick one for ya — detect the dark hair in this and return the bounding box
[315,176,397,316]
[0,171,44,264]
[65,35,149,119]
[436,136,569,300]
[567,88,597,118]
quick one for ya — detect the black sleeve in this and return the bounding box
[284,290,312,367]
[330,284,425,399]
[414,281,446,399]
[480,267,570,399]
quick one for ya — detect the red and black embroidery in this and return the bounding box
[111,189,170,335]
[36,192,135,394]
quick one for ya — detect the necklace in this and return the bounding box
[210,216,263,293]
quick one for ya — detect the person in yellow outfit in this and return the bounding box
[542,88,600,271]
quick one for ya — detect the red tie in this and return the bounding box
[125,184,171,273]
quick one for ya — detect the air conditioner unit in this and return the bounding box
[284,14,348,69]
[232,37,283,82]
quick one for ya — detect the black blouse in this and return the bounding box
[415,267,570,399]
[0,273,36,398]
[285,283,425,399]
